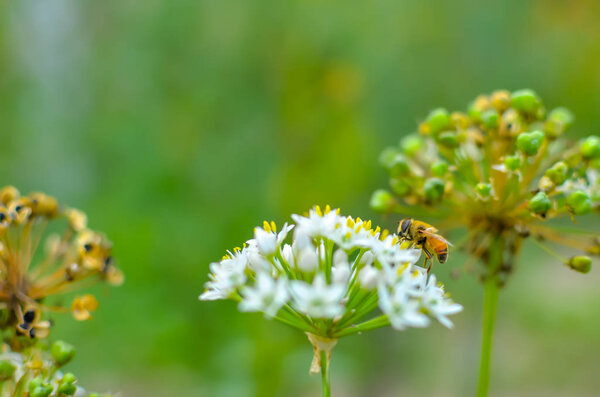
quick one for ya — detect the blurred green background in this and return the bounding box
[1,1,600,396]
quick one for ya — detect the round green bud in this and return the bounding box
[370,189,395,212]
[61,373,77,385]
[567,256,592,274]
[510,89,541,113]
[467,102,482,122]
[423,178,445,202]
[401,135,424,157]
[430,161,448,177]
[389,156,410,176]
[51,340,76,367]
[29,378,53,397]
[437,131,458,148]
[516,130,545,156]
[58,383,77,395]
[390,178,410,196]
[528,192,552,215]
[567,190,592,215]
[581,136,600,159]
[545,161,569,185]
[0,360,16,381]
[549,107,574,127]
[30,386,53,397]
[378,147,399,169]
[425,108,451,134]
[475,183,493,198]
[481,109,499,129]
[504,154,522,171]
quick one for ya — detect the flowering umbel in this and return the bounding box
[199,206,462,396]
[0,186,123,341]
[371,89,599,282]
[370,89,599,397]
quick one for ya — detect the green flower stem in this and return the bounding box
[333,315,390,338]
[320,350,331,397]
[477,239,503,397]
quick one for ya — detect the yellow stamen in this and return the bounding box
[315,205,323,217]
[262,221,272,233]
[270,221,277,232]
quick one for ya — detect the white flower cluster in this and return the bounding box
[199,206,462,333]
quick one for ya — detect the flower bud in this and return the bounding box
[358,266,378,290]
[390,178,410,197]
[545,161,569,185]
[51,340,76,367]
[504,154,522,171]
[528,192,552,215]
[333,249,348,267]
[451,112,470,129]
[359,251,374,266]
[510,89,541,114]
[567,256,592,274]
[370,189,395,212]
[28,378,53,397]
[481,109,499,129]
[491,90,511,112]
[475,183,492,198]
[430,161,448,177]
[424,178,445,202]
[58,373,78,395]
[425,108,451,135]
[567,190,592,215]
[0,185,19,205]
[0,360,15,381]
[581,136,600,159]
[332,263,351,284]
[545,107,574,138]
[401,135,425,157]
[379,148,409,175]
[297,248,318,273]
[437,131,458,148]
[517,130,545,156]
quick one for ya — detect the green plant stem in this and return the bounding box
[320,350,331,397]
[476,239,502,397]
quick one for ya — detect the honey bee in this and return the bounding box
[398,218,452,272]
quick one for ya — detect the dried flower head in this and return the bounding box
[0,186,123,342]
[371,89,599,283]
[199,206,462,395]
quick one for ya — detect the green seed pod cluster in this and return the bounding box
[372,89,599,280]
[0,343,112,397]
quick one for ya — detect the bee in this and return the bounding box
[398,218,452,272]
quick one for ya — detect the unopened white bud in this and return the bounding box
[359,266,378,290]
[297,248,318,273]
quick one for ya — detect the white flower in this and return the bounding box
[378,283,430,330]
[297,247,318,273]
[292,207,341,241]
[372,235,421,267]
[290,275,346,318]
[421,275,463,328]
[239,272,289,318]
[358,265,379,290]
[252,222,294,256]
[199,251,248,301]
[254,227,277,256]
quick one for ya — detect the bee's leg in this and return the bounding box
[423,248,433,273]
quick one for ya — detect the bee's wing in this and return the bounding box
[422,228,453,246]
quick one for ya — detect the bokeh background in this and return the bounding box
[1,1,600,396]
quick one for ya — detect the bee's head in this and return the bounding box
[398,218,412,238]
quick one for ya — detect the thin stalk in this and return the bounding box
[320,350,331,397]
[476,238,502,397]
